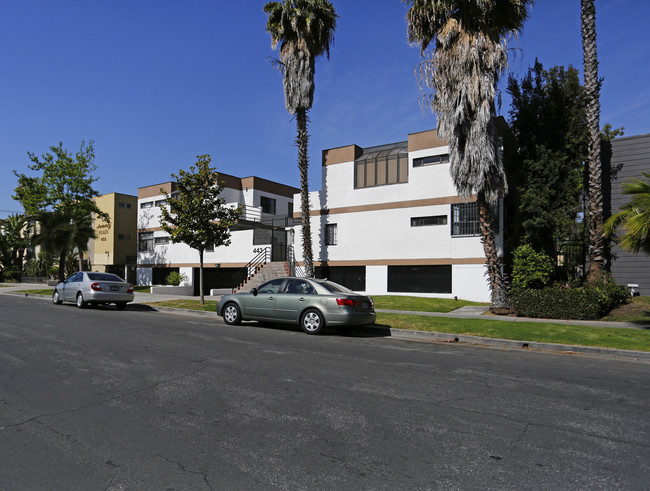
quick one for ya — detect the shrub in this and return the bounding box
[166,271,188,286]
[1,270,23,283]
[511,244,555,289]
[512,281,630,320]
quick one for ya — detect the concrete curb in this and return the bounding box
[2,289,649,362]
[373,326,650,363]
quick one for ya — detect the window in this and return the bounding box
[355,155,408,189]
[260,196,276,215]
[413,154,450,167]
[288,201,293,217]
[283,279,315,295]
[205,243,214,252]
[411,215,448,227]
[325,224,337,246]
[154,236,170,245]
[451,202,480,237]
[118,234,131,240]
[138,232,154,252]
[140,201,153,209]
[118,202,132,209]
[155,199,167,207]
[451,202,499,237]
[257,278,285,294]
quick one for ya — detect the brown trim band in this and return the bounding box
[307,195,476,217]
[309,258,486,267]
[137,262,249,268]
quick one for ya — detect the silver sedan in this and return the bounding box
[216,277,376,335]
[52,271,134,310]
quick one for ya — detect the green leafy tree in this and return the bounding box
[581,0,606,282]
[159,155,241,305]
[405,0,532,313]
[604,171,650,255]
[264,0,337,277]
[506,61,587,259]
[13,140,107,274]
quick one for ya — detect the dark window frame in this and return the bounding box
[325,223,337,246]
[411,215,448,227]
[260,196,277,215]
[138,232,154,252]
[413,154,450,167]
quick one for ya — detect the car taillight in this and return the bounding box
[127,284,134,293]
[336,298,360,307]
[90,282,102,291]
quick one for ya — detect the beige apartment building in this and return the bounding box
[89,193,137,282]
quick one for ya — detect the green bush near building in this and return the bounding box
[511,282,630,320]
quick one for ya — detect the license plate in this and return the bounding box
[110,286,120,292]
[362,302,369,309]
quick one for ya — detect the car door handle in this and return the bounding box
[268,296,275,301]
[298,297,307,301]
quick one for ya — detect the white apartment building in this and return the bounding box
[136,173,299,295]
[290,128,503,302]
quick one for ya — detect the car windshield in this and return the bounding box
[87,273,124,282]
[317,280,353,294]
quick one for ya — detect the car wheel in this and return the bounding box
[222,303,242,325]
[52,290,62,305]
[76,292,86,309]
[301,309,325,335]
[116,302,127,310]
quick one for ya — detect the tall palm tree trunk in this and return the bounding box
[58,250,67,282]
[296,108,314,277]
[582,0,605,282]
[477,193,509,312]
[199,248,205,305]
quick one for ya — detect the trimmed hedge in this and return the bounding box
[512,283,630,320]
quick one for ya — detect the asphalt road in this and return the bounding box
[0,295,648,490]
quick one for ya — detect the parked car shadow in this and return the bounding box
[242,321,392,338]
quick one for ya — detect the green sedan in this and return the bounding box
[216,277,376,335]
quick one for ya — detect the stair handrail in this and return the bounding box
[231,247,270,292]
[287,245,306,278]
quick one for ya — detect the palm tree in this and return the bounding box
[604,171,650,256]
[581,0,605,282]
[31,209,76,281]
[264,0,337,277]
[405,0,531,312]
[0,214,27,271]
[70,213,96,271]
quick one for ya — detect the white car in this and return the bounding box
[52,271,134,310]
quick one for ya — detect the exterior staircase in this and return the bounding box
[233,261,290,293]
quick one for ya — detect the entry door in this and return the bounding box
[271,229,287,262]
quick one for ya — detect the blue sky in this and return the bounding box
[1,0,649,218]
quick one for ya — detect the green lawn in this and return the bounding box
[601,296,650,324]
[371,295,487,313]
[376,313,650,352]
[16,288,55,295]
[145,299,218,312]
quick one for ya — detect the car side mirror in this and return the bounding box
[251,287,258,296]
